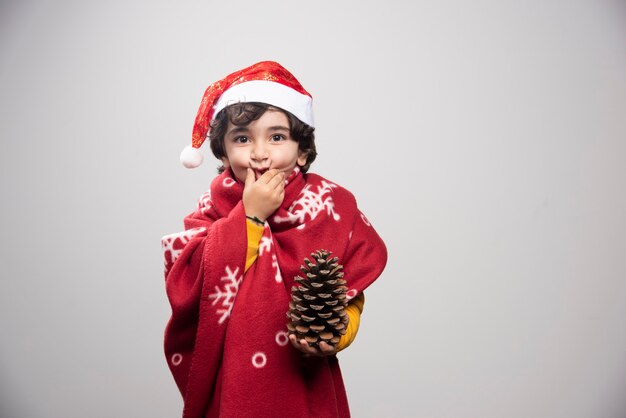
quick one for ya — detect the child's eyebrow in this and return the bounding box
[226,126,250,136]
[267,125,290,132]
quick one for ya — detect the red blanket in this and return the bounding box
[162,168,387,418]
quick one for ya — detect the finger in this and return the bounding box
[273,188,285,205]
[267,171,285,189]
[299,339,314,354]
[289,334,304,351]
[259,168,280,183]
[300,340,323,356]
[299,338,308,348]
[319,342,335,354]
[244,167,255,188]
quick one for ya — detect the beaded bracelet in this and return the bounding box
[246,215,265,226]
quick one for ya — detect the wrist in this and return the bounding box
[246,215,265,225]
[242,198,269,223]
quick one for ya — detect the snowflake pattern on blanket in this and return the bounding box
[161,168,387,418]
[273,180,340,228]
[208,265,243,324]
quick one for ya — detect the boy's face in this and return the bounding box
[222,109,308,183]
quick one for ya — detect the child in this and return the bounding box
[162,61,387,418]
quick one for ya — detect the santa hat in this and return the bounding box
[180,61,314,168]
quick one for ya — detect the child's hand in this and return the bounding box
[242,168,285,222]
[289,333,337,357]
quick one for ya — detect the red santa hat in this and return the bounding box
[180,61,314,168]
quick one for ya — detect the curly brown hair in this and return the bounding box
[208,102,317,173]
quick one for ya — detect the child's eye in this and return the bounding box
[234,136,249,144]
[270,134,285,142]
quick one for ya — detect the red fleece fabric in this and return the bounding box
[161,168,387,418]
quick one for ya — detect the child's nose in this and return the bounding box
[250,142,269,162]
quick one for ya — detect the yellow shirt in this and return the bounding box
[245,219,363,352]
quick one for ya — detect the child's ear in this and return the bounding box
[221,157,231,168]
[297,151,308,167]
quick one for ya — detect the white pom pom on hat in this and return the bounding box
[182,61,314,168]
[180,145,204,169]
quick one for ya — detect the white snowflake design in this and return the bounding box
[259,236,272,256]
[208,265,242,324]
[258,233,282,283]
[273,180,340,227]
[271,254,282,283]
[196,190,212,216]
[161,227,207,272]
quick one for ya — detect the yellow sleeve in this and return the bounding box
[245,219,265,272]
[336,292,365,352]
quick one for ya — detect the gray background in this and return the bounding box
[1,0,625,417]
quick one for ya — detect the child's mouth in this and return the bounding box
[254,168,269,180]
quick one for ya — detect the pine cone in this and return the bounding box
[286,249,349,349]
